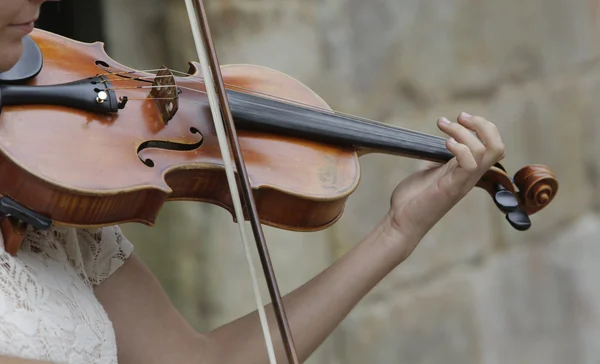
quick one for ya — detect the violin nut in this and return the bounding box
[96,91,108,104]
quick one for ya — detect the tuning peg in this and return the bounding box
[506,209,531,231]
[493,184,519,213]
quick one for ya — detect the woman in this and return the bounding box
[0,1,507,363]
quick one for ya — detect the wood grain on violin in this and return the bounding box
[0,29,558,235]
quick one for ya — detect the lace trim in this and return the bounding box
[0,225,133,363]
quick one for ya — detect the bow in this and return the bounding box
[183,1,299,363]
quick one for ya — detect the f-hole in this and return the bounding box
[137,127,204,167]
[95,60,110,69]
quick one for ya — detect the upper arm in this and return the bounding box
[94,252,210,364]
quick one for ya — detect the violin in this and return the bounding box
[0,1,557,363]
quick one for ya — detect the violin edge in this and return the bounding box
[0,149,357,232]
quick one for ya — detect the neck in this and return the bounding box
[226,89,454,163]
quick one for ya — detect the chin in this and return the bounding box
[0,39,24,73]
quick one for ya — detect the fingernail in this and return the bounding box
[460,112,472,118]
[448,137,457,144]
[439,117,451,125]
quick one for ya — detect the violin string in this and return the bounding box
[101,76,448,151]
[105,86,446,154]
[98,69,447,142]
[96,65,448,151]
[110,90,446,152]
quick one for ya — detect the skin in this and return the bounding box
[0,1,507,363]
[0,0,49,70]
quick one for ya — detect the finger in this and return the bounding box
[437,117,486,161]
[446,137,478,172]
[456,113,505,160]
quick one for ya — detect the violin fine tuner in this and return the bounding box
[96,90,108,104]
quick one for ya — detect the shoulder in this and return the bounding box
[23,224,134,287]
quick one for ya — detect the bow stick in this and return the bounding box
[184,1,300,363]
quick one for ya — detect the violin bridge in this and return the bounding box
[149,66,179,124]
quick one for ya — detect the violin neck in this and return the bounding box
[227,90,454,163]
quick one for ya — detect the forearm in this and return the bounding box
[204,214,409,363]
[96,214,410,364]
[0,356,53,364]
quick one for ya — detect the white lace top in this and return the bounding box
[0,224,134,364]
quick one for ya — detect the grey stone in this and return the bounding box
[336,270,482,364]
[335,214,600,364]
[102,0,168,69]
[474,214,600,364]
[392,0,600,107]
[580,72,600,210]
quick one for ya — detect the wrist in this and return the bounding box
[373,211,422,265]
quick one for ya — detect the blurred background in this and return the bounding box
[36,1,599,363]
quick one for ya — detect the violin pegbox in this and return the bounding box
[475,163,558,231]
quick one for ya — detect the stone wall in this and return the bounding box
[101,0,600,362]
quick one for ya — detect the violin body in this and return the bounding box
[0,29,361,231]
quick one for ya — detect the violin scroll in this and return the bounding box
[476,163,558,231]
[513,164,558,215]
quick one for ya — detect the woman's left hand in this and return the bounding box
[386,112,506,257]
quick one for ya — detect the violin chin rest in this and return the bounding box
[0,35,43,85]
